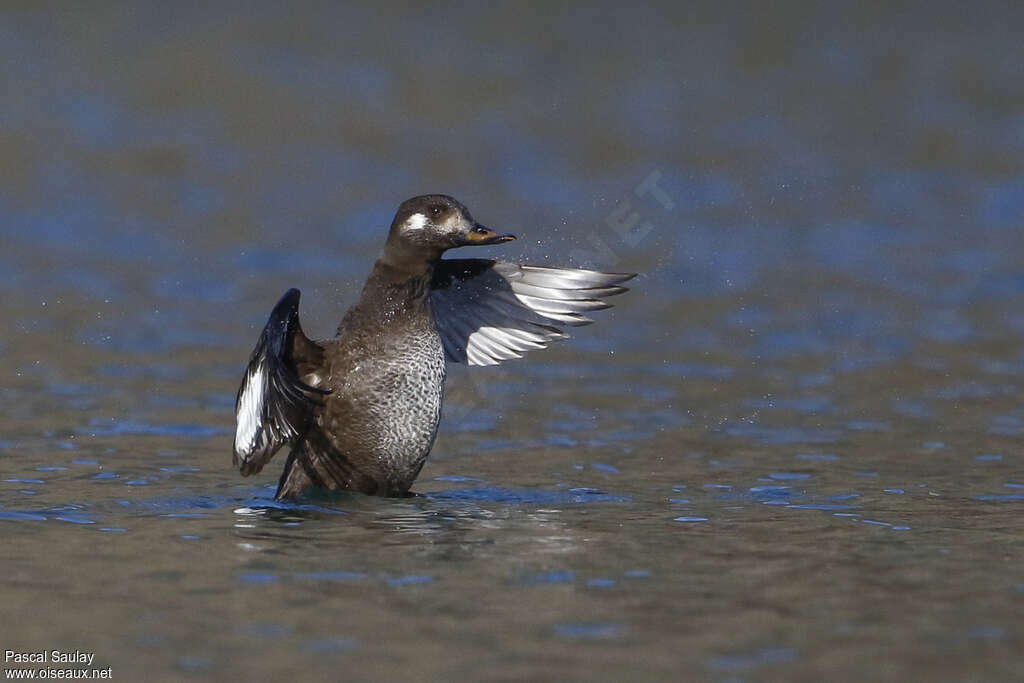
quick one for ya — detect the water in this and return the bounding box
[2,3,1024,681]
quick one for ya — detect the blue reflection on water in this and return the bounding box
[428,487,631,504]
[552,622,626,640]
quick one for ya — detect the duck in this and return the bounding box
[233,195,635,499]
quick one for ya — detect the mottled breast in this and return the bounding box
[318,317,446,492]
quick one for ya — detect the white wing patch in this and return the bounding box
[432,261,634,366]
[234,361,266,456]
[404,212,428,232]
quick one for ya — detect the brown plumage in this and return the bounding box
[233,195,635,498]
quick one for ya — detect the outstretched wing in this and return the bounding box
[430,259,635,366]
[233,288,329,475]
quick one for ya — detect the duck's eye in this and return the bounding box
[471,226,489,234]
[429,206,443,217]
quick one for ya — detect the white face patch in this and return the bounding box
[404,212,428,232]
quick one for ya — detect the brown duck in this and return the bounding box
[233,195,635,498]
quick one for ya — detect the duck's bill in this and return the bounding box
[462,224,517,245]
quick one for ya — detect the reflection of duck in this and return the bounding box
[232,195,635,499]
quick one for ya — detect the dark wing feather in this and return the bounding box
[430,259,635,366]
[233,289,329,475]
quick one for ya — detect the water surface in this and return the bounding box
[2,3,1023,681]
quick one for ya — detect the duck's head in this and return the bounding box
[387,195,516,256]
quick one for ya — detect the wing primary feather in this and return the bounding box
[507,291,614,314]
[510,281,629,300]
[431,259,635,366]
[518,265,636,288]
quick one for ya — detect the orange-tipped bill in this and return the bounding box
[463,224,517,245]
